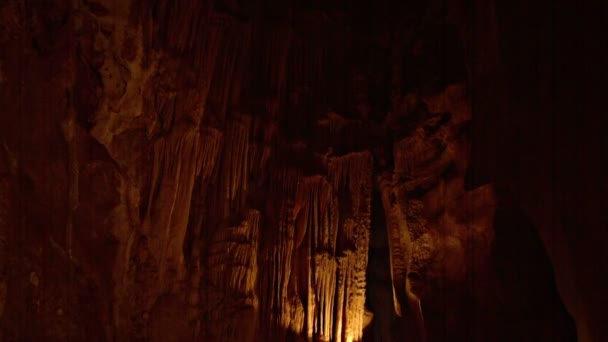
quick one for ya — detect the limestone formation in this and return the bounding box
[0,0,578,341]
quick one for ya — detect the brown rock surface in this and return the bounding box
[0,0,599,341]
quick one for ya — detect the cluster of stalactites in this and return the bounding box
[290,151,373,342]
[333,152,373,342]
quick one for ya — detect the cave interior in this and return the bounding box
[0,0,606,341]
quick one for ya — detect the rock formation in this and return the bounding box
[0,0,592,341]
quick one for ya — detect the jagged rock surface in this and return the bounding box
[0,0,578,341]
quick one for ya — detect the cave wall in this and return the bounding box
[0,0,588,341]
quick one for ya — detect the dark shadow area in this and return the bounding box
[365,189,397,341]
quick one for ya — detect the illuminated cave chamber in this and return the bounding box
[0,0,588,341]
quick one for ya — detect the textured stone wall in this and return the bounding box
[0,0,580,341]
